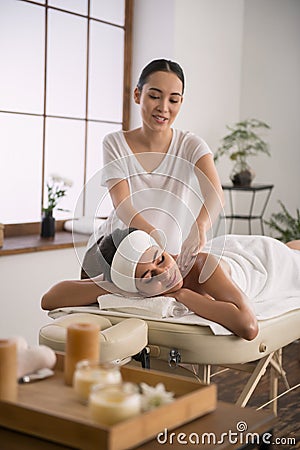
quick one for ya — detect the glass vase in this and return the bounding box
[230,163,255,187]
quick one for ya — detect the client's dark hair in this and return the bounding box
[98,228,137,281]
[137,59,185,94]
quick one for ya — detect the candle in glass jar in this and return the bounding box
[89,383,141,425]
[64,323,100,386]
[73,360,122,403]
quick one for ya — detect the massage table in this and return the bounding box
[39,314,149,366]
[40,305,300,414]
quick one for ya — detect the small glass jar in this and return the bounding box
[89,382,141,426]
[73,360,122,404]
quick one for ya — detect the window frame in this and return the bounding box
[1,0,133,237]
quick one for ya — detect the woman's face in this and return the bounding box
[135,245,183,296]
[134,71,183,132]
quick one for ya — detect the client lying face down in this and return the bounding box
[86,228,258,341]
[42,227,300,340]
[99,228,184,296]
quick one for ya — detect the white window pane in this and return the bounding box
[82,122,121,218]
[90,0,125,26]
[0,0,45,114]
[44,118,85,219]
[0,114,43,223]
[47,10,87,118]
[88,22,124,121]
[49,0,87,15]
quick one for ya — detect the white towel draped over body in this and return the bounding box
[97,295,190,318]
[49,235,300,336]
[206,234,300,319]
[97,235,300,321]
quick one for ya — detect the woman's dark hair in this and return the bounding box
[137,59,185,94]
[98,228,137,281]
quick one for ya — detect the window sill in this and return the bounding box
[0,231,88,256]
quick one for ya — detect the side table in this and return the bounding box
[0,401,276,450]
[218,184,274,235]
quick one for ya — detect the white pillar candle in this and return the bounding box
[89,382,141,426]
[73,360,122,404]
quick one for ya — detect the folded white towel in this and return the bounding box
[49,306,230,335]
[97,294,190,319]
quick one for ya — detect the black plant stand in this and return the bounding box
[217,184,274,235]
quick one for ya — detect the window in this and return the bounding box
[0,0,132,227]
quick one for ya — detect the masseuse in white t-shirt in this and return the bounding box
[81,59,224,279]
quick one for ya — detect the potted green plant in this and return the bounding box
[265,201,300,242]
[214,118,271,186]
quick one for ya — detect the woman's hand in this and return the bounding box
[176,223,207,273]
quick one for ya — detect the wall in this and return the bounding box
[173,0,244,149]
[130,0,176,128]
[240,0,300,225]
[0,246,85,345]
[131,0,300,233]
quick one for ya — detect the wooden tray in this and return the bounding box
[0,354,217,450]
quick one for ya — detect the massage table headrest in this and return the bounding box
[39,313,148,364]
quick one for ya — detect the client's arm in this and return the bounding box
[173,288,258,340]
[172,254,258,340]
[41,276,110,311]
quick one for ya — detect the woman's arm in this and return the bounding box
[173,287,258,340]
[107,179,154,233]
[107,179,163,246]
[173,254,258,340]
[41,277,110,311]
[177,154,224,269]
[194,154,225,234]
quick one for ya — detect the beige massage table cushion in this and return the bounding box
[86,309,300,365]
[39,314,148,363]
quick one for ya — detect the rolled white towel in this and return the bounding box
[64,217,106,235]
[15,337,57,378]
[97,294,190,319]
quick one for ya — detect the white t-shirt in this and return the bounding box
[89,129,212,254]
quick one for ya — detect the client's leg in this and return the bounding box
[286,240,300,251]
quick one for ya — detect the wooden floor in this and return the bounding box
[213,340,300,449]
[139,339,299,448]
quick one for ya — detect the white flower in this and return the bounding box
[140,382,175,412]
[43,174,73,213]
[50,174,73,187]
[50,173,63,183]
[63,177,73,188]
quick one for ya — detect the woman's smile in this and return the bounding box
[135,246,183,295]
[152,114,168,124]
